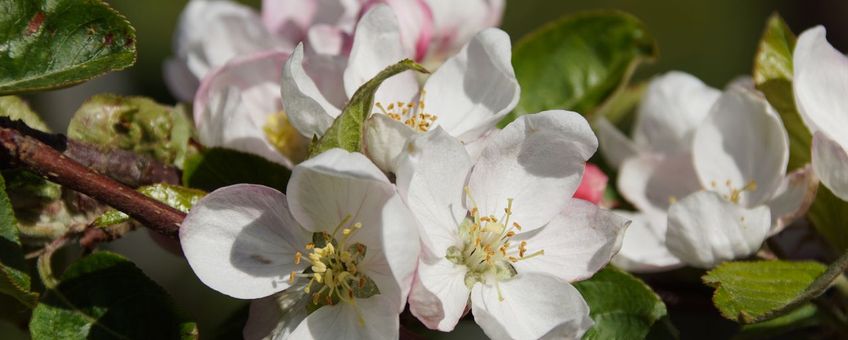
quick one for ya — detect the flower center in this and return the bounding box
[264,110,307,163]
[708,179,758,204]
[373,90,438,132]
[289,215,379,325]
[446,187,544,300]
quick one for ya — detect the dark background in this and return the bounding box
[7,0,848,339]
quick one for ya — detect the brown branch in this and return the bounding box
[0,124,184,237]
[0,117,179,187]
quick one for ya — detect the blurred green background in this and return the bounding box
[8,0,848,339]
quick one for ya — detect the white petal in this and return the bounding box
[175,0,281,79]
[812,131,848,201]
[243,288,309,340]
[280,44,343,138]
[357,194,421,312]
[611,211,684,273]
[288,295,398,340]
[793,26,848,148]
[179,184,310,299]
[512,199,628,282]
[343,5,419,106]
[617,152,700,216]
[666,191,771,268]
[363,114,417,173]
[163,58,199,103]
[633,71,720,153]
[424,0,505,60]
[371,0,434,61]
[396,128,471,257]
[194,51,295,167]
[422,28,519,142]
[692,86,789,206]
[287,149,392,237]
[408,257,470,331]
[471,274,592,340]
[595,116,641,169]
[767,165,818,234]
[469,110,597,231]
[306,24,349,56]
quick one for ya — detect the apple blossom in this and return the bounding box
[793,26,848,202]
[397,111,628,339]
[573,163,609,205]
[282,5,519,173]
[179,149,420,339]
[603,73,816,270]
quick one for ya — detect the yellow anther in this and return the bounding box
[294,251,302,265]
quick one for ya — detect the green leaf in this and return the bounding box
[734,304,821,340]
[0,96,50,131]
[309,59,428,157]
[67,94,191,167]
[0,173,38,307]
[93,183,205,228]
[574,266,669,340]
[182,147,292,192]
[0,0,136,94]
[703,260,827,324]
[29,251,197,339]
[753,13,810,171]
[503,10,657,125]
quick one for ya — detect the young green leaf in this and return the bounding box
[502,10,657,126]
[0,0,136,94]
[67,94,192,168]
[735,304,821,340]
[182,147,292,192]
[0,174,39,307]
[753,13,810,172]
[308,59,428,157]
[702,260,827,324]
[0,96,50,132]
[29,252,197,339]
[93,184,205,228]
[574,266,670,340]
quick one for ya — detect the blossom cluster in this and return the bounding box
[166,1,847,339]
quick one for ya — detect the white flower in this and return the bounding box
[397,111,629,339]
[282,5,519,173]
[179,149,420,340]
[793,26,848,202]
[602,73,816,270]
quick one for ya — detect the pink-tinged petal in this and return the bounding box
[179,184,310,299]
[692,85,788,207]
[424,0,505,60]
[288,149,393,236]
[793,26,848,148]
[471,274,592,340]
[812,131,848,201]
[396,128,471,257]
[573,163,609,204]
[611,211,683,273]
[194,51,297,168]
[343,5,419,106]
[361,0,434,61]
[175,0,283,80]
[513,199,628,282]
[469,110,597,231]
[618,152,701,216]
[595,116,642,169]
[358,194,421,312]
[261,0,316,43]
[288,294,398,340]
[632,71,720,153]
[280,44,344,138]
[767,165,818,235]
[666,191,771,268]
[306,24,350,56]
[408,257,470,331]
[422,28,519,142]
[243,289,309,340]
